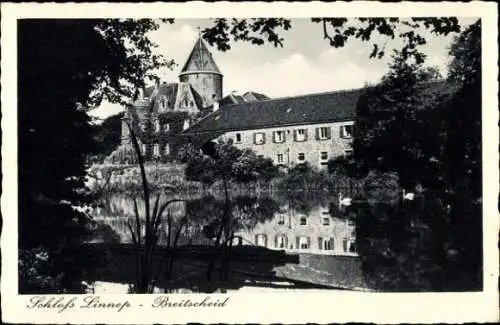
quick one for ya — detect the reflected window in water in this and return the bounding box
[255,234,267,247]
[297,236,310,250]
[318,237,334,250]
[322,217,330,226]
[299,216,307,225]
[275,235,288,249]
[343,238,356,253]
[349,241,356,253]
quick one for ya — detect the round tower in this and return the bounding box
[178,36,223,108]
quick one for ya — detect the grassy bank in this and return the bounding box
[87,162,394,197]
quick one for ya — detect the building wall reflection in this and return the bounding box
[233,203,357,256]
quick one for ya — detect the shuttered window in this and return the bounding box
[273,130,285,143]
[340,124,353,138]
[315,126,331,140]
[294,129,307,142]
[254,132,265,145]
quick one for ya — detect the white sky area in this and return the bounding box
[90,17,478,119]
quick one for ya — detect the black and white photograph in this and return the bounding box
[1,2,498,324]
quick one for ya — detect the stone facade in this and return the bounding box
[219,121,354,170]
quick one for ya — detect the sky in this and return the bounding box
[90,17,478,119]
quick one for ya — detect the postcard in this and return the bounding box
[1,1,498,324]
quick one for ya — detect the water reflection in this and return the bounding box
[86,187,481,292]
[232,202,357,256]
[91,192,357,257]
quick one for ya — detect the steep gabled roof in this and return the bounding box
[180,36,221,75]
[183,88,361,135]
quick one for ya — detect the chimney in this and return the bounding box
[213,101,219,112]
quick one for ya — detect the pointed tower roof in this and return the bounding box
[179,36,222,76]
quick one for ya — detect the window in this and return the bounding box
[321,237,334,250]
[163,123,170,132]
[155,119,161,132]
[298,236,310,250]
[297,153,305,163]
[153,144,160,157]
[140,121,147,132]
[323,217,330,226]
[294,129,307,142]
[275,235,287,249]
[254,132,265,145]
[300,216,307,225]
[164,143,170,155]
[316,126,331,140]
[341,124,353,138]
[320,151,328,160]
[141,144,147,155]
[344,149,353,157]
[348,219,355,226]
[159,96,167,112]
[273,130,285,143]
[277,214,285,225]
[235,133,242,143]
[343,238,356,253]
[349,241,356,253]
[277,154,284,165]
[255,234,267,247]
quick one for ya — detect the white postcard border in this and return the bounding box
[1,2,498,324]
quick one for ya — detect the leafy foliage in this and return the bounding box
[18,19,172,293]
[202,18,292,51]
[311,17,461,63]
[351,20,482,291]
[350,50,450,189]
[178,140,279,185]
[91,112,124,161]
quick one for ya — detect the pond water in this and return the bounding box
[82,187,482,293]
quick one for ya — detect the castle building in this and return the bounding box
[183,90,358,170]
[114,34,454,168]
[110,35,270,164]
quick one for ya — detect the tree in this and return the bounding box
[90,112,124,162]
[178,140,278,186]
[202,18,462,63]
[18,19,173,293]
[351,20,482,291]
[349,49,454,189]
